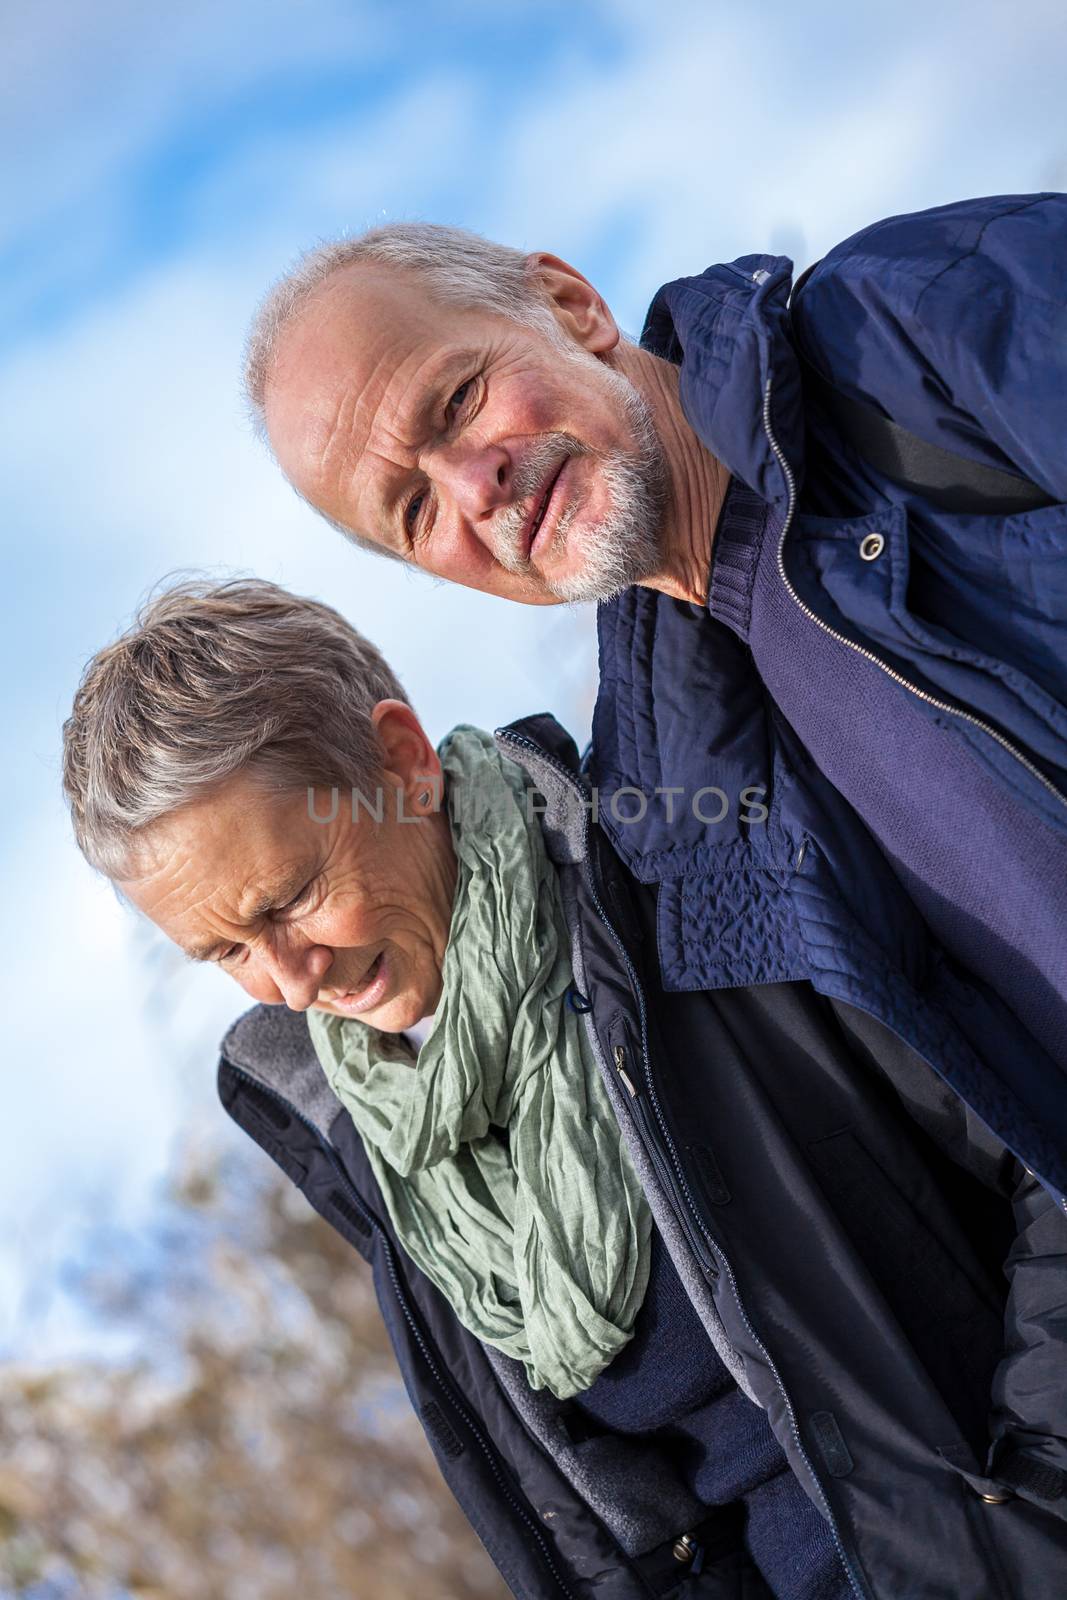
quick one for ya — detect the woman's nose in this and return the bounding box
[271,944,334,1011]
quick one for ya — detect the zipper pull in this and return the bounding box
[614,1043,638,1099]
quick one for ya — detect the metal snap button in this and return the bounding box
[859,532,885,561]
[672,1534,697,1563]
[978,1489,1014,1504]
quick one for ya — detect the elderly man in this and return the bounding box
[247,198,1067,1217]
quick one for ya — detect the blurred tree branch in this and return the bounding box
[0,1138,510,1600]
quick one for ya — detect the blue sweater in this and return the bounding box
[575,1227,851,1600]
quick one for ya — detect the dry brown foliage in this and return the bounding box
[0,1138,512,1600]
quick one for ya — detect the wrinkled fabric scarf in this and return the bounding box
[308,725,651,1398]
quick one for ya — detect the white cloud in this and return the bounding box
[1,0,396,248]
[486,0,1067,328]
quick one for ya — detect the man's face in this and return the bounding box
[263,265,667,604]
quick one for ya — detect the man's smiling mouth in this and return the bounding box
[525,459,568,560]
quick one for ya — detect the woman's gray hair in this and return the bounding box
[243,221,561,443]
[63,577,410,878]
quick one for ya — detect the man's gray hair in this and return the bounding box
[243,221,560,443]
[63,577,409,879]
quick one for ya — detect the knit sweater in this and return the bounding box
[574,1227,852,1600]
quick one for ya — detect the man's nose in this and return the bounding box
[425,438,511,522]
[269,942,334,1011]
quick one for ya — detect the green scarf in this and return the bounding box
[308,726,652,1399]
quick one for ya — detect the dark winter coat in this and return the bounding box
[218,715,1067,1600]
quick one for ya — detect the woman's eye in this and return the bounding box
[280,880,315,915]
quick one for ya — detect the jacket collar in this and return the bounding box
[494,714,592,869]
[585,256,806,883]
[640,254,803,517]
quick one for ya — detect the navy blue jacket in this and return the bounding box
[594,194,1067,1205]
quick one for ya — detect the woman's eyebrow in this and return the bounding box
[183,871,312,962]
[184,940,227,965]
[241,871,312,920]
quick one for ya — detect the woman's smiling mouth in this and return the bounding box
[325,950,390,1015]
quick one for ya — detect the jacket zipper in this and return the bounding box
[761,378,1067,813]
[498,732,870,1600]
[224,1062,581,1600]
[614,1043,719,1279]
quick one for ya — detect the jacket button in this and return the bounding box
[672,1534,697,1563]
[859,532,885,561]
[978,1489,1014,1504]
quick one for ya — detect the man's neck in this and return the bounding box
[613,343,731,606]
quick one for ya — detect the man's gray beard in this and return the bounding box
[488,372,668,604]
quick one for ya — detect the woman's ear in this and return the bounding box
[370,700,442,813]
[526,252,620,355]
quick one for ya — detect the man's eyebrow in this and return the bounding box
[413,348,479,419]
[379,350,481,533]
[381,466,414,544]
[384,349,479,450]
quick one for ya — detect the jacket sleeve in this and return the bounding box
[797,192,1067,502]
[987,1166,1067,1521]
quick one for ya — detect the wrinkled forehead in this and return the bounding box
[263,264,480,484]
[269,264,475,413]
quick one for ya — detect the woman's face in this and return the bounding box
[122,702,458,1033]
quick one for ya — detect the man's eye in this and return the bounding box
[218,945,243,966]
[404,491,426,535]
[446,380,473,421]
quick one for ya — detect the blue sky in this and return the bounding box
[5,0,1067,1357]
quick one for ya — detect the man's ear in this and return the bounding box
[370,700,442,812]
[526,252,620,355]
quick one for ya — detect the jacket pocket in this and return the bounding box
[907,499,1067,708]
[789,507,1067,822]
[806,1125,1005,1444]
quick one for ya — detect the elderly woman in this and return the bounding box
[63,576,651,1397]
[63,579,1066,1600]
